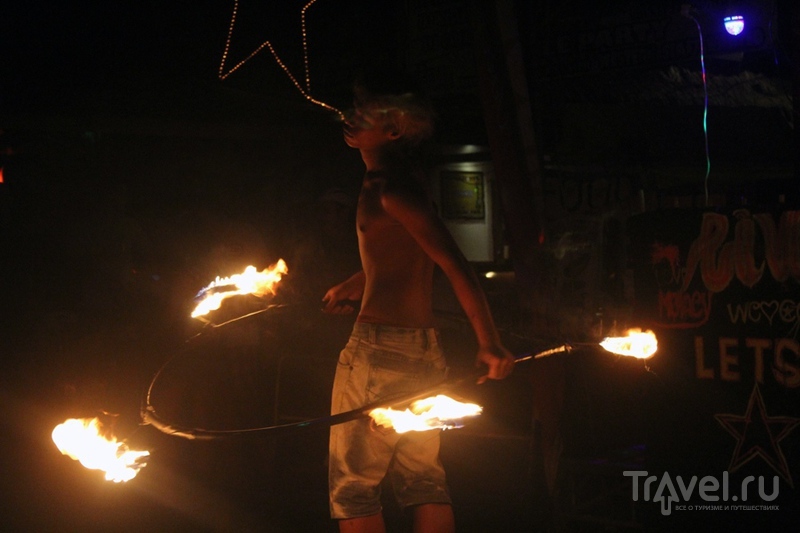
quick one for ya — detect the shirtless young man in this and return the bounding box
[323,78,516,533]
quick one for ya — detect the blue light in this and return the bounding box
[723,15,745,36]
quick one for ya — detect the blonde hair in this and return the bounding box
[353,81,436,146]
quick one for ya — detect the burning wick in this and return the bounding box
[517,328,659,362]
[192,260,288,318]
[51,418,149,483]
[369,394,483,433]
[599,328,658,359]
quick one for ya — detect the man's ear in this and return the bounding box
[388,119,405,140]
[385,112,404,140]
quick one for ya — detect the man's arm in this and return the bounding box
[322,270,365,314]
[381,189,515,382]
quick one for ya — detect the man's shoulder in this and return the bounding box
[372,169,427,196]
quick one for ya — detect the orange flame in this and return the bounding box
[191,259,288,318]
[599,328,658,359]
[369,395,482,433]
[51,418,149,482]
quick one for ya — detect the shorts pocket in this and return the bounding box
[365,349,439,405]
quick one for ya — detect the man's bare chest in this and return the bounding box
[357,185,400,235]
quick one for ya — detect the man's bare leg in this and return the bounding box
[413,503,455,533]
[339,513,386,533]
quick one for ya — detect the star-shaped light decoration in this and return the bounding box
[217,0,343,119]
[715,384,800,487]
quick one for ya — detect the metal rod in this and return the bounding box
[202,303,292,329]
[514,343,573,362]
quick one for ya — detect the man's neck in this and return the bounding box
[359,148,385,172]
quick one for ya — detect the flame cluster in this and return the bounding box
[51,418,149,483]
[369,395,483,433]
[599,328,658,359]
[192,260,288,318]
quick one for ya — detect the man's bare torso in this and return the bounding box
[355,170,435,328]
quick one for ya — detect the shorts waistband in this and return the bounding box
[352,322,439,349]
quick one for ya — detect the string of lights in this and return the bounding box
[301,0,320,93]
[217,0,343,119]
[683,5,712,206]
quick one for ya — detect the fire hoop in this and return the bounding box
[141,358,486,440]
[140,295,657,441]
[139,340,625,440]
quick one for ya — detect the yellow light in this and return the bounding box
[52,418,149,483]
[599,328,658,359]
[191,260,288,318]
[369,395,482,433]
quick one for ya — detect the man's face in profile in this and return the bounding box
[342,103,395,150]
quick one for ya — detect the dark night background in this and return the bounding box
[1,1,798,532]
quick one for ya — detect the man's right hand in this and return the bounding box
[475,344,516,384]
[322,271,365,314]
